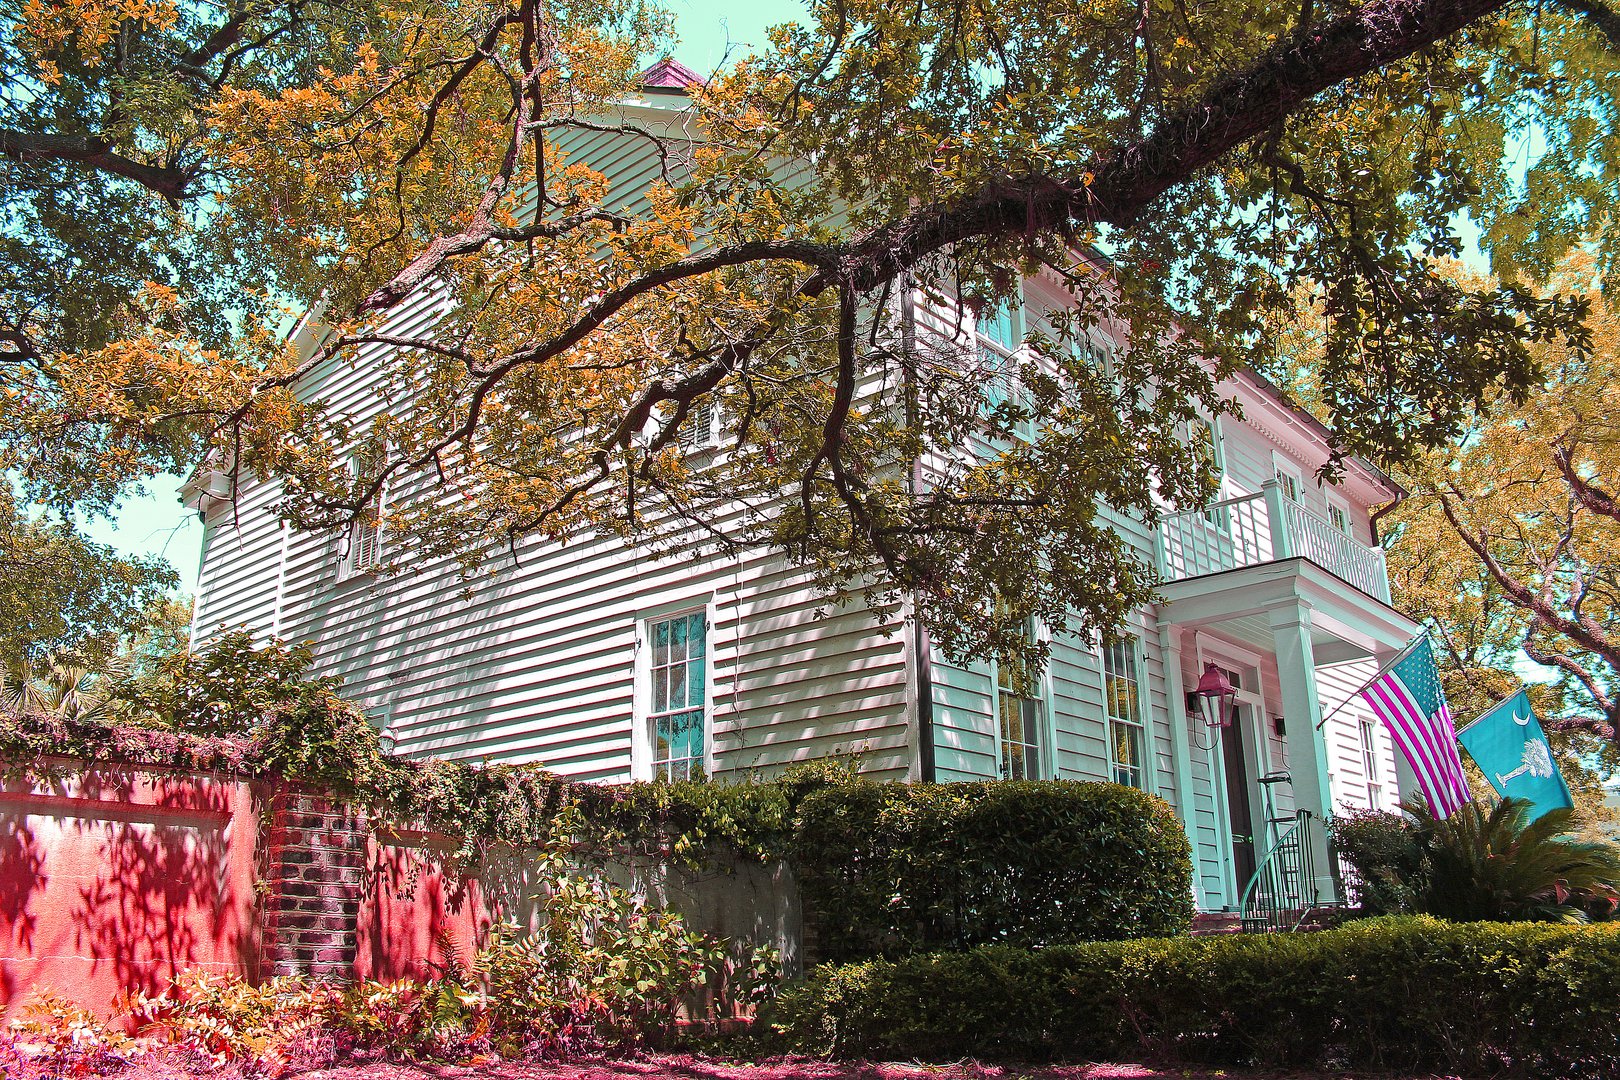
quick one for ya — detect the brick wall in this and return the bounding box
[259,790,369,979]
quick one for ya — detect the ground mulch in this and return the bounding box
[88,1051,1475,1080]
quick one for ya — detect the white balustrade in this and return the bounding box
[1157,481,1391,604]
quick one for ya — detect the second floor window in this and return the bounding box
[1272,453,1305,503]
[678,398,717,452]
[1104,637,1148,789]
[648,611,707,780]
[340,452,384,579]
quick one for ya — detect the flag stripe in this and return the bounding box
[1369,680,1446,796]
[1360,642,1469,818]
[1367,684,1445,810]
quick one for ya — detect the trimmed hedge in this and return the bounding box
[793,779,1193,958]
[776,916,1620,1078]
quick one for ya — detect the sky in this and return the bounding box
[79,0,813,597]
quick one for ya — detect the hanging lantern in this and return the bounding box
[1189,663,1238,729]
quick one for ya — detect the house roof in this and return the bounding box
[639,58,705,91]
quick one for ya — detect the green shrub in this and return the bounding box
[1328,807,1426,914]
[792,778,1193,958]
[1412,797,1620,922]
[775,916,1620,1077]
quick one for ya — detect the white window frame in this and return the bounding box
[991,618,1051,780]
[1271,452,1305,504]
[634,603,713,781]
[677,398,718,452]
[1360,716,1384,810]
[1326,491,1355,538]
[1102,633,1152,791]
[338,451,385,580]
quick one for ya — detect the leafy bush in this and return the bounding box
[474,810,780,1056]
[792,778,1193,958]
[1328,807,1426,914]
[117,630,345,739]
[1332,798,1620,922]
[6,991,136,1077]
[775,916,1620,1078]
[1415,798,1620,922]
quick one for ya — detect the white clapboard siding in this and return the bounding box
[190,86,1414,920]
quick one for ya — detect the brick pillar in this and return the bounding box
[260,788,368,979]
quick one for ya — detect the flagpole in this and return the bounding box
[1314,634,1425,731]
[1453,689,1523,739]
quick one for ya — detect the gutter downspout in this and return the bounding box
[899,272,937,782]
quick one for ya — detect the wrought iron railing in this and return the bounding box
[1240,808,1324,933]
[1157,480,1391,603]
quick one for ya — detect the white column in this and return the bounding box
[1157,625,1204,907]
[1268,604,1339,901]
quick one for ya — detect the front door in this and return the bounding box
[1222,703,1257,892]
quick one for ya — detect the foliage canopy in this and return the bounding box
[6,0,1620,657]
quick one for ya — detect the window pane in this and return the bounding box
[687,614,706,657]
[688,659,705,705]
[654,620,670,667]
[670,615,687,656]
[653,665,669,712]
[668,659,687,708]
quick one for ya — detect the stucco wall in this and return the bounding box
[0,760,799,1020]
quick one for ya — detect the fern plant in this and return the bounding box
[1406,797,1620,923]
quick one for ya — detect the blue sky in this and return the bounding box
[78,0,812,595]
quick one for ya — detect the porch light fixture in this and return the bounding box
[1189,663,1238,729]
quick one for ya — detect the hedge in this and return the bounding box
[793,779,1193,958]
[775,916,1620,1078]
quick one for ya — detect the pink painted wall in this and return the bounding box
[0,765,262,1019]
[354,830,494,983]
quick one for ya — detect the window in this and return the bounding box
[1360,717,1383,809]
[996,621,1044,780]
[340,453,384,579]
[678,398,717,452]
[1326,493,1354,537]
[1187,416,1220,474]
[1103,636,1148,789]
[1272,453,1304,503]
[647,611,707,780]
[1180,415,1224,522]
[972,299,1023,417]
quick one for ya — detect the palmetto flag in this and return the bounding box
[1359,637,1471,818]
[1456,689,1573,821]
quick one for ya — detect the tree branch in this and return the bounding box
[0,131,190,202]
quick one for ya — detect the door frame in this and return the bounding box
[1194,634,1277,908]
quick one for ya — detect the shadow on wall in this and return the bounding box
[0,768,257,1020]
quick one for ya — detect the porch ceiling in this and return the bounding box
[1152,557,1420,663]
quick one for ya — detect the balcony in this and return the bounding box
[1156,480,1391,605]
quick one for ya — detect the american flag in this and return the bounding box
[1359,637,1471,818]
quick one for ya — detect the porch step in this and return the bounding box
[1190,912,1243,936]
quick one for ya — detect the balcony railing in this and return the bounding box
[1156,480,1391,604]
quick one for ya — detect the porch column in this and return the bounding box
[1156,625,1203,906]
[1267,605,1339,901]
